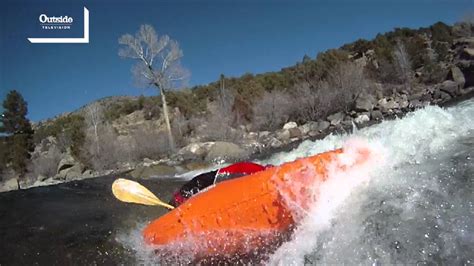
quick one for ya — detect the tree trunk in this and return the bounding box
[160,87,175,152]
[93,124,100,155]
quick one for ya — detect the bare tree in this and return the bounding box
[118,25,190,152]
[327,61,369,106]
[393,40,413,89]
[85,103,103,156]
[252,90,294,130]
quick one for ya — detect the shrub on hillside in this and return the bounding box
[132,128,171,160]
[104,99,141,121]
[82,124,130,171]
[33,114,85,166]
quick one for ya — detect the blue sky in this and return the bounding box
[0,0,472,122]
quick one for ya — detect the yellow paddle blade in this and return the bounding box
[112,178,175,209]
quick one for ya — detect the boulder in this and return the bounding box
[408,92,423,101]
[82,170,94,178]
[276,129,291,142]
[258,131,271,139]
[307,130,320,137]
[57,153,76,173]
[268,138,283,148]
[130,164,177,179]
[420,93,432,102]
[409,99,423,109]
[178,142,215,160]
[460,86,474,95]
[288,128,303,139]
[282,121,297,130]
[435,90,452,101]
[205,142,249,162]
[450,66,466,88]
[55,164,84,181]
[371,110,384,121]
[38,174,48,182]
[327,112,345,126]
[143,158,160,167]
[0,178,19,192]
[462,48,474,59]
[354,114,370,124]
[341,118,354,127]
[396,94,409,109]
[317,121,330,132]
[438,80,459,97]
[299,121,318,135]
[378,98,400,113]
[355,97,374,112]
[355,94,376,112]
[185,162,211,171]
[244,132,258,141]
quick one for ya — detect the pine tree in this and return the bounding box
[0,90,34,177]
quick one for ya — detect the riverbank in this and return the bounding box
[1,88,473,193]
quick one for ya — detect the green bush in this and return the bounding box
[104,99,141,121]
[33,114,85,161]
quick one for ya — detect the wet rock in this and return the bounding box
[143,158,160,167]
[341,118,354,127]
[276,129,291,142]
[460,86,474,95]
[397,94,409,109]
[327,112,345,126]
[355,94,376,112]
[378,98,400,113]
[408,92,423,101]
[130,164,177,179]
[55,164,84,181]
[409,99,422,109]
[205,142,248,162]
[371,110,384,120]
[178,142,215,160]
[57,153,77,173]
[245,132,259,140]
[354,114,370,124]
[38,174,48,182]
[268,137,283,148]
[317,121,330,132]
[185,162,211,171]
[258,131,271,139]
[0,178,19,192]
[307,130,320,137]
[433,89,452,101]
[299,121,318,135]
[450,66,466,88]
[438,80,459,97]
[462,48,474,59]
[282,121,297,130]
[420,93,432,102]
[288,128,303,139]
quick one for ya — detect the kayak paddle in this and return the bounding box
[112,178,175,210]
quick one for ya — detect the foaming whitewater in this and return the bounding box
[265,100,474,264]
[268,139,385,265]
[117,99,473,265]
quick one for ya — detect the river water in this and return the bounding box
[0,99,472,265]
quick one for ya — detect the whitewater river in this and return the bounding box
[0,99,472,265]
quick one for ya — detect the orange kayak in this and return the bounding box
[143,146,371,258]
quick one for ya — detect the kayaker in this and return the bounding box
[169,162,270,207]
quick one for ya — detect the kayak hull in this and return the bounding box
[143,147,369,257]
